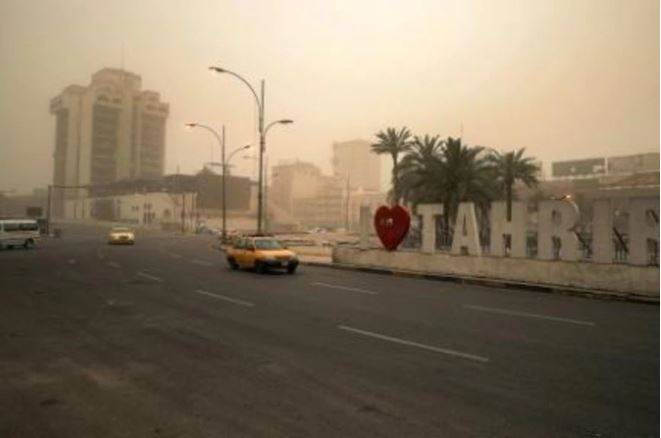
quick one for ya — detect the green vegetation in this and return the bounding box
[373,128,540,225]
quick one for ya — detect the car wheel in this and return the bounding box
[255,261,266,274]
[228,257,239,270]
[23,239,33,249]
[287,265,297,275]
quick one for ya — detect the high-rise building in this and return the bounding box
[49,68,169,216]
[332,139,381,192]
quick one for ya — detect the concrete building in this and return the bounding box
[63,191,197,231]
[292,176,346,229]
[607,152,659,176]
[270,161,326,214]
[49,68,169,217]
[332,139,381,192]
[268,157,388,231]
[551,152,659,180]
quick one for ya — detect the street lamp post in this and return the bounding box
[208,66,292,234]
[186,122,250,241]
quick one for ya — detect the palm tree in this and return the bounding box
[438,137,495,224]
[397,134,443,205]
[485,148,539,221]
[371,127,412,203]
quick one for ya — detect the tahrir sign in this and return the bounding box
[369,198,659,267]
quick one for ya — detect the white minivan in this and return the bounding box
[0,218,40,249]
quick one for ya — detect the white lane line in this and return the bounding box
[338,325,489,363]
[194,289,254,307]
[169,253,182,259]
[107,261,121,269]
[311,282,378,295]
[463,305,595,327]
[136,271,163,283]
[192,259,213,267]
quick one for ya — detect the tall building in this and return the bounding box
[270,161,326,213]
[332,139,381,192]
[49,68,169,216]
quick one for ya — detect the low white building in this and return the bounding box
[63,191,197,230]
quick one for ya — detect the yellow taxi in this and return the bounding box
[226,236,298,274]
[107,226,135,245]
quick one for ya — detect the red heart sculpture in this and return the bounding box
[374,205,411,251]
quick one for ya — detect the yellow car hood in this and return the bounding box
[257,249,296,258]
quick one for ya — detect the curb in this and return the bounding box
[299,261,659,305]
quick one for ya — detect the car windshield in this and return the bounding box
[254,239,284,250]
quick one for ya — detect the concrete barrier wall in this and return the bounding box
[333,247,659,297]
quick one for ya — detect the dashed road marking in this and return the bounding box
[463,305,595,327]
[338,325,489,363]
[168,253,182,259]
[107,261,121,269]
[192,259,213,267]
[311,282,378,295]
[194,289,254,307]
[136,271,163,283]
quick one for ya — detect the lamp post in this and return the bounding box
[208,65,292,234]
[186,122,251,241]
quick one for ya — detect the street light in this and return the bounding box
[185,122,251,241]
[209,65,293,234]
[205,144,251,175]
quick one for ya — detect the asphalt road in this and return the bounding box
[1,224,658,437]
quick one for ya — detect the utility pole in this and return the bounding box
[46,186,52,235]
[208,66,292,235]
[257,79,265,234]
[181,192,186,233]
[344,173,351,231]
[185,123,250,241]
[221,125,227,242]
[263,155,269,233]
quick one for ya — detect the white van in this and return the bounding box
[0,218,40,249]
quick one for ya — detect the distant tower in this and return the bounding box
[49,68,169,217]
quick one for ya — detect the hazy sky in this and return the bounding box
[1,0,658,193]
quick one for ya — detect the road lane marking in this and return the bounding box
[192,259,213,267]
[168,252,182,259]
[338,325,489,363]
[194,289,254,307]
[107,261,121,269]
[136,271,163,283]
[463,305,595,327]
[311,282,378,295]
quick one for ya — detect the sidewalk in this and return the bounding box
[302,259,658,304]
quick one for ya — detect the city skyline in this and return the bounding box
[1,0,659,194]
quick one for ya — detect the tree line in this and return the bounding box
[371,127,540,225]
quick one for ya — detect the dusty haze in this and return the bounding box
[0,0,658,193]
